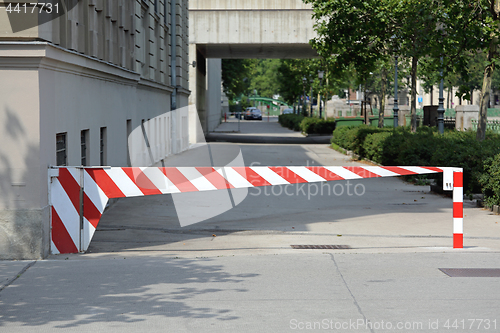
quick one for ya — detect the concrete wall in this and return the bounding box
[189,0,317,59]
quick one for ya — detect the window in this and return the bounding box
[81,129,89,166]
[126,119,132,167]
[56,133,67,166]
[100,127,107,166]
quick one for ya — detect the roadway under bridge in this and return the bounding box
[188,0,319,133]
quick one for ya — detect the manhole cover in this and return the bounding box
[439,268,500,277]
[291,245,351,249]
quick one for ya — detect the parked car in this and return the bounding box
[282,108,294,115]
[244,107,262,120]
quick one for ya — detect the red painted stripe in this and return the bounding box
[420,167,443,173]
[344,167,381,178]
[51,207,78,254]
[306,167,344,181]
[454,172,464,188]
[58,168,80,214]
[162,168,199,192]
[196,167,234,190]
[381,167,418,176]
[453,233,463,248]
[268,167,307,184]
[453,202,463,218]
[86,169,126,198]
[122,168,162,196]
[83,194,103,228]
[233,167,271,187]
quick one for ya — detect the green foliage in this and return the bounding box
[279,114,336,134]
[221,59,256,100]
[278,114,305,132]
[249,60,281,99]
[363,131,393,162]
[480,153,500,206]
[300,118,336,135]
[331,126,500,194]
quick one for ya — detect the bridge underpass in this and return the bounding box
[187,0,319,134]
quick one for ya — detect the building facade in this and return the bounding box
[0,0,190,259]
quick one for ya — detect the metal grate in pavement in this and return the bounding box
[439,268,500,277]
[291,245,351,250]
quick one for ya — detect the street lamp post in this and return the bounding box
[318,70,324,119]
[302,77,307,115]
[310,78,314,117]
[437,57,445,134]
[393,55,399,128]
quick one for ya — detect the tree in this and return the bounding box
[249,60,281,99]
[304,0,400,127]
[305,0,484,132]
[476,0,500,140]
[221,59,256,101]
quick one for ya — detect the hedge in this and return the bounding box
[331,126,500,200]
[278,114,304,132]
[278,114,336,135]
[480,153,500,207]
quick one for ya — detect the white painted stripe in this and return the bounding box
[398,166,439,175]
[51,179,80,250]
[216,167,254,188]
[82,218,96,252]
[250,167,290,185]
[177,167,218,192]
[324,167,362,180]
[287,166,327,183]
[453,218,463,233]
[104,168,144,197]
[50,240,60,255]
[66,167,82,186]
[141,167,180,194]
[84,171,108,213]
[453,187,463,203]
[365,166,400,178]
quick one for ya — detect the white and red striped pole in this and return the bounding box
[453,170,464,248]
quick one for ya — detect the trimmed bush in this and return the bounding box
[300,117,337,135]
[363,131,392,162]
[312,118,336,134]
[278,114,304,131]
[279,114,336,134]
[480,153,500,207]
[331,125,500,195]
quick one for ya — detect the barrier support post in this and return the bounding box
[453,170,464,248]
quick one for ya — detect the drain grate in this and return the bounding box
[439,268,500,277]
[291,245,351,250]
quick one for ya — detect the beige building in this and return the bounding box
[0,0,190,259]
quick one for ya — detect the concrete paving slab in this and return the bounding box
[0,261,35,291]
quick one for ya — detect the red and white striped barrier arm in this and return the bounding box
[48,166,463,254]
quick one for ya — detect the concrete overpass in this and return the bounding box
[188,0,318,133]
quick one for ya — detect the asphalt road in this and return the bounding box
[1,119,499,332]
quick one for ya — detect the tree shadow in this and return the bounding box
[0,107,47,259]
[0,257,258,327]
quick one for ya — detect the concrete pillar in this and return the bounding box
[205,59,222,132]
[398,105,411,127]
[455,105,479,131]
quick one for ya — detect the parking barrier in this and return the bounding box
[48,166,463,254]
